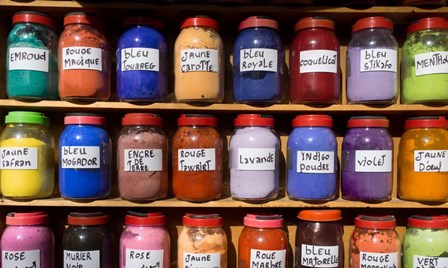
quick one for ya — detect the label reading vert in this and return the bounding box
[413,255,448,268]
[415,51,448,76]
[299,49,337,74]
[240,48,278,72]
[180,49,219,73]
[61,146,100,169]
[301,244,339,268]
[250,249,286,268]
[9,47,49,72]
[238,148,276,171]
[183,253,221,268]
[125,248,164,267]
[296,151,334,174]
[64,250,100,268]
[414,150,448,172]
[178,148,216,171]
[360,252,398,268]
[0,147,38,170]
[62,46,102,71]
[2,250,40,268]
[355,150,392,172]
[124,149,163,172]
[121,48,159,72]
[360,49,397,72]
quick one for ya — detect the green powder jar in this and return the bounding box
[401,17,448,104]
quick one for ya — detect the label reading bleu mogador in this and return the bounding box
[61,146,100,168]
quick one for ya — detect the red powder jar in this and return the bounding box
[289,17,341,104]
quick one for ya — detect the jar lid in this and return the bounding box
[294,17,335,32]
[64,12,101,26]
[182,213,222,227]
[125,211,166,226]
[354,215,396,229]
[6,212,48,225]
[297,209,342,222]
[64,113,106,126]
[68,212,109,226]
[244,214,283,228]
[352,17,393,33]
[347,116,389,128]
[177,114,218,127]
[234,114,274,127]
[12,11,56,30]
[404,116,447,129]
[407,17,448,34]
[5,111,49,126]
[239,16,278,31]
[292,114,333,128]
[407,215,448,229]
[122,113,163,126]
[180,16,219,31]
[123,16,164,30]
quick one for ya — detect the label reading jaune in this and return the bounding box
[414,150,448,172]
[183,252,221,268]
[180,49,219,73]
[0,147,38,170]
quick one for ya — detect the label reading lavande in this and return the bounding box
[240,48,277,72]
[125,248,163,268]
[9,47,49,72]
[61,146,100,169]
[296,151,335,173]
[250,249,286,268]
[180,49,219,73]
[64,250,100,268]
[62,46,102,71]
[238,148,275,171]
[178,148,216,171]
[2,250,40,268]
[414,150,448,172]
[0,147,38,170]
[301,244,339,268]
[121,48,159,72]
[124,149,162,172]
[184,252,221,268]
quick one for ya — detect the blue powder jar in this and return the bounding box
[6,11,58,100]
[287,114,338,201]
[59,113,111,200]
[116,17,167,102]
[233,16,283,103]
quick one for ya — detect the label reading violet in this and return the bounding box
[0,147,38,170]
[184,252,221,268]
[414,150,448,172]
[299,50,337,74]
[240,48,277,72]
[360,49,397,72]
[3,250,40,268]
[355,150,392,172]
[180,49,219,73]
[296,151,334,174]
[178,148,216,171]
[9,47,49,72]
[121,47,159,72]
[238,148,275,171]
[62,46,102,71]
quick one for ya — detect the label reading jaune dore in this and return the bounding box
[413,255,448,268]
[183,252,220,268]
[2,249,40,268]
[0,147,38,170]
[124,149,163,172]
[414,150,448,172]
[296,151,335,173]
[121,48,159,72]
[301,244,339,268]
[360,252,398,268]
[360,49,397,72]
[61,146,100,169]
[250,249,286,268]
[180,49,219,73]
[9,47,49,72]
[64,250,100,268]
[415,51,448,76]
[355,150,392,172]
[178,148,216,172]
[125,248,164,267]
[299,50,337,74]
[62,46,102,71]
[240,48,278,72]
[238,148,275,171]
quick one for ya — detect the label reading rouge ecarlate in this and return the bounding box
[9,47,49,72]
[240,48,277,72]
[183,252,221,268]
[180,49,219,73]
[178,148,216,171]
[2,250,40,268]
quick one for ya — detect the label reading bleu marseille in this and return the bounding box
[250,249,286,268]
[121,48,159,71]
[180,49,219,73]
[63,46,102,71]
[415,51,448,76]
[124,149,163,172]
[9,47,49,72]
[355,150,392,172]
[299,50,337,73]
[178,148,216,171]
[414,150,448,172]
[301,245,339,268]
[238,148,275,171]
[61,146,100,169]
[64,250,100,268]
[0,147,38,170]
[126,248,163,267]
[360,49,397,72]
[360,252,398,268]
[240,48,277,72]
[413,256,448,268]
[3,250,40,268]
[184,253,220,268]
[296,151,335,173]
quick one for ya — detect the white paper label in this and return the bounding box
[180,49,219,73]
[0,147,38,170]
[124,149,163,172]
[238,148,275,171]
[355,150,393,172]
[240,48,277,72]
[62,46,102,71]
[301,245,339,268]
[9,47,49,72]
[125,248,163,267]
[183,252,221,268]
[2,250,40,268]
[64,250,100,268]
[360,252,398,268]
[121,48,159,71]
[250,249,286,268]
[413,255,448,268]
[414,150,448,172]
[178,148,216,171]
[299,50,337,73]
[61,146,100,169]
[415,51,448,76]
[360,49,397,72]
[296,151,335,173]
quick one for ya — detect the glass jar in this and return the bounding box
[59,113,112,200]
[116,17,167,102]
[172,114,223,202]
[120,212,170,268]
[174,16,224,102]
[347,17,398,104]
[63,212,113,268]
[59,12,110,101]
[287,115,338,201]
[341,116,393,202]
[402,215,448,268]
[238,214,288,268]
[233,16,283,103]
[1,212,54,268]
[290,17,340,104]
[295,210,344,268]
[350,215,400,268]
[401,17,448,104]
[6,11,58,100]
[178,213,227,268]
[117,113,168,201]
[398,116,448,203]
[229,114,280,202]
[0,111,55,200]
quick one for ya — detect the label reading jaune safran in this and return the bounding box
[296,151,335,173]
[178,148,216,171]
[120,48,159,72]
[61,146,100,169]
[184,252,220,268]
[413,150,448,172]
[3,249,40,268]
[124,149,162,172]
[250,249,286,268]
[64,250,100,268]
[0,147,38,169]
[180,49,218,73]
